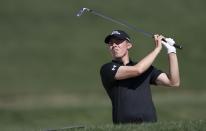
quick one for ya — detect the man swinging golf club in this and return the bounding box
[100,30,180,124]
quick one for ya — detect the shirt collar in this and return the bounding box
[112,59,134,66]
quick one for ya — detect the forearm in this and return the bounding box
[168,53,180,86]
[134,48,161,74]
[115,35,163,80]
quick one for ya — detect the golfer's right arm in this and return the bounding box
[115,35,163,80]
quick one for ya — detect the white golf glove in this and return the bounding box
[165,38,175,46]
[162,38,176,54]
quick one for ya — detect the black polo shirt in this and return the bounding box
[100,60,162,124]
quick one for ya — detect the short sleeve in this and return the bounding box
[150,66,163,85]
[100,63,120,88]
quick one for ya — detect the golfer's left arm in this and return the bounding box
[155,39,180,87]
[156,53,180,87]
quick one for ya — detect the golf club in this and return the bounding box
[76,8,183,49]
[44,125,85,131]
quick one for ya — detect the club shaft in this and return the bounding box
[85,8,182,49]
[45,125,85,131]
[89,10,153,38]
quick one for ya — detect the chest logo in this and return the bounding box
[112,65,117,71]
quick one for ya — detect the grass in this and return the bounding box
[0,90,206,130]
[1,120,206,131]
[76,120,206,131]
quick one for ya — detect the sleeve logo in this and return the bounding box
[112,65,117,71]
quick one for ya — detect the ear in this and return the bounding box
[127,42,132,49]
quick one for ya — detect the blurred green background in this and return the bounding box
[0,0,206,130]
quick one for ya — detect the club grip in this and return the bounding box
[162,38,183,50]
[173,44,183,49]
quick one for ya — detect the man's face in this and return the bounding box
[107,38,132,59]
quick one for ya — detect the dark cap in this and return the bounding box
[104,30,131,44]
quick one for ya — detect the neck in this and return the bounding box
[114,54,130,65]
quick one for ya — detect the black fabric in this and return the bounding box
[100,60,162,124]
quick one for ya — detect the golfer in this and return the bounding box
[100,30,180,124]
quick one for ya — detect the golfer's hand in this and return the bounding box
[165,38,175,46]
[154,34,163,51]
[162,38,176,54]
